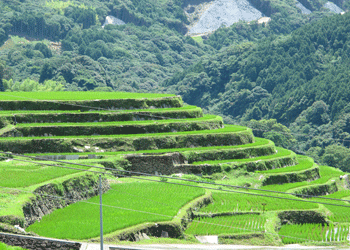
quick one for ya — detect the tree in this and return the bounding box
[322,144,350,172]
[0,79,4,92]
[0,61,12,91]
[34,43,52,58]
[0,62,5,92]
[39,63,54,83]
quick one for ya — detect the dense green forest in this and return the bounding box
[167,12,350,171]
[0,0,350,170]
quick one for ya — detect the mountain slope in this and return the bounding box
[164,12,350,169]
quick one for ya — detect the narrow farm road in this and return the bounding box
[80,243,337,250]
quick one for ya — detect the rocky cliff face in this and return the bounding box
[23,175,110,227]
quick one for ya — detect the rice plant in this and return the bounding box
[194,147,292,165]
[200,191,318,213]
[26,182,205,239]
[279,223,350,244]
[257,156,314,174]
[186,214,265,235]
[0,91,174,100]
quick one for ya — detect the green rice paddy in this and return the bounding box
[0,92,174,100]
[0,161,92,188]
[27,182,205,239]
[199,191,318,213]
[257,156,314,174]
[26,137,271,157]
[0,124,248,141]
[262,165,344,192]
[16,114,220,127]
[0,242,27,250]
[185,214,265,235]
[279,224,350,244]
[193,147,292,165]
[0,105,200,115]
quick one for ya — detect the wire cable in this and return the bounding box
[1,154,350,209]
[0,185,334,245]
[3,151,350,204]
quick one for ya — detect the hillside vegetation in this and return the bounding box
[0,0,347,92]
[0,93,349,247]
[165,12,350,171]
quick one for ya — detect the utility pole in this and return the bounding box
[99,175,104,250]
[262,203,267,214]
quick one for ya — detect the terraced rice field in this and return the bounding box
[200,191,318,213]
[0,92,174,100]
[261,165,344,192]
[193,147,293,165]
[257,156,314,174]
[26,182,205,239]
[0,124,248,141]
[0,161,92,188]
[0,92,349,246]
[279,224,350,244]
[185,214,265,235]
[26,137,271,157]
[0,242,27,250]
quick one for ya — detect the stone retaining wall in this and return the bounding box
[0,232,81,250]
[125,152,187,175]
[23,174,110,226]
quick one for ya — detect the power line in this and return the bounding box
[1,154,350,209]
[0,185,334,245]
[3,152,350,204]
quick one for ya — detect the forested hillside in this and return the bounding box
[0,0,342,91]
[0,0,213,91]
[167,12,350,171]
[0,0,350,171]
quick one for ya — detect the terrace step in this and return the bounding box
[120,139,276,175]
[120,139,277,175]
[293,180,338,197]
[29,137,270,157]
[176,148,298,174]
[0,125,254,153]
[257,156,315,174]
[259,156,320,186]
[0,106,203,124]
[32,138,274,162]
[261,166,320,186]
[2,115,223,137]
[261,165,345,193]
[0,93,183,110]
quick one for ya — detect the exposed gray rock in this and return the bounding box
[161,231,169,238]
[22,175,110,227]
[0,232,81,250]
[188,0,263,35]
[296,1,312,14]
[102,15,126,28]
[323,1,343,13]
